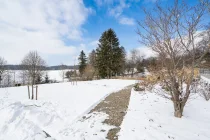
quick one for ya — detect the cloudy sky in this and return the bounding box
[0,0,191,65]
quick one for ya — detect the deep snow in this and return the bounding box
[0,79,135,140]
[119,89,210,140]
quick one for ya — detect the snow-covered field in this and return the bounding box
[0,79,135,140]
[119,89,210,140]
[47,69,72,82]
[2,70,76,85]
[1,73,210,140]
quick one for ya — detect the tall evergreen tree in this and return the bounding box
[78,50,87,76]
[96,28,125,78]
[116,46,126,75]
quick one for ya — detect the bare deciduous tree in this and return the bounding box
[4,71,12,87]
[88,50,97,78]
[137,0,209,118]
[201,0,210,13]
[127,49,144,77]
[0,57,7,87]
[19,70,28,85]
[125,59,132,74]
[21,51,46,100]
[130,49,138,77]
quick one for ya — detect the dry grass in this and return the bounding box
[111,76,140,80]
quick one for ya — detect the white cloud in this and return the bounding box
[108,0,129,17]
[89,40,99,48]
[0,0,92,65]
[108,0,135,26]
[94,0,114,7]
[144,0,158,3]
[119,17,135,25]
[126,46,156,60]
[143,0,167,3]
[137,46,156,58]
[94,0,135,25]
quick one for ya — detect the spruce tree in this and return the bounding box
[116,46,126,75]
[78,50,87,76]
[45,74,49,83]
[96,29,125,78]
[96,30,112,78]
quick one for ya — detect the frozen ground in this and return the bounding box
[0,79,135,140]
[119,89,210,140]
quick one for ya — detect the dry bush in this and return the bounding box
[133,83,145,91]
[111,76,139,80]
[83,65,95,80]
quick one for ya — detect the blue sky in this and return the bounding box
[64,0,152,52]
[82,0,152,52]
[0,0,202,65]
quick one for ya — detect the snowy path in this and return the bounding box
[119,89,210,140]
[58,85,133,140]
[0,79,135,140]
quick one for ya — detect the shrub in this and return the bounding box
[133,83,145,91]
[162,85,170,91]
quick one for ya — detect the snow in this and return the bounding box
[59,112,115,140]
[47,69,78,82]
[201,75,210,83]
[2,75,209,140]
[47,70,67,82]
[119,89,210,140]
[0,79,135,140]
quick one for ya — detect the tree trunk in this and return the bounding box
[31,76,35,100]
[131,69,134,77]
[173,101,184,118]
[36,86,38,100]
[31,84,34,100]
[27,85,30,99]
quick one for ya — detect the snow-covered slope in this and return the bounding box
[119,89,210,140]
[0,79,135,140]
[201,75,210,83]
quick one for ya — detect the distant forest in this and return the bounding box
[4,65,78,70]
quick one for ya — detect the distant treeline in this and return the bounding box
[4,65,78,70]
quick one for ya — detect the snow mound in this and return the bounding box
[0,100,58,140]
